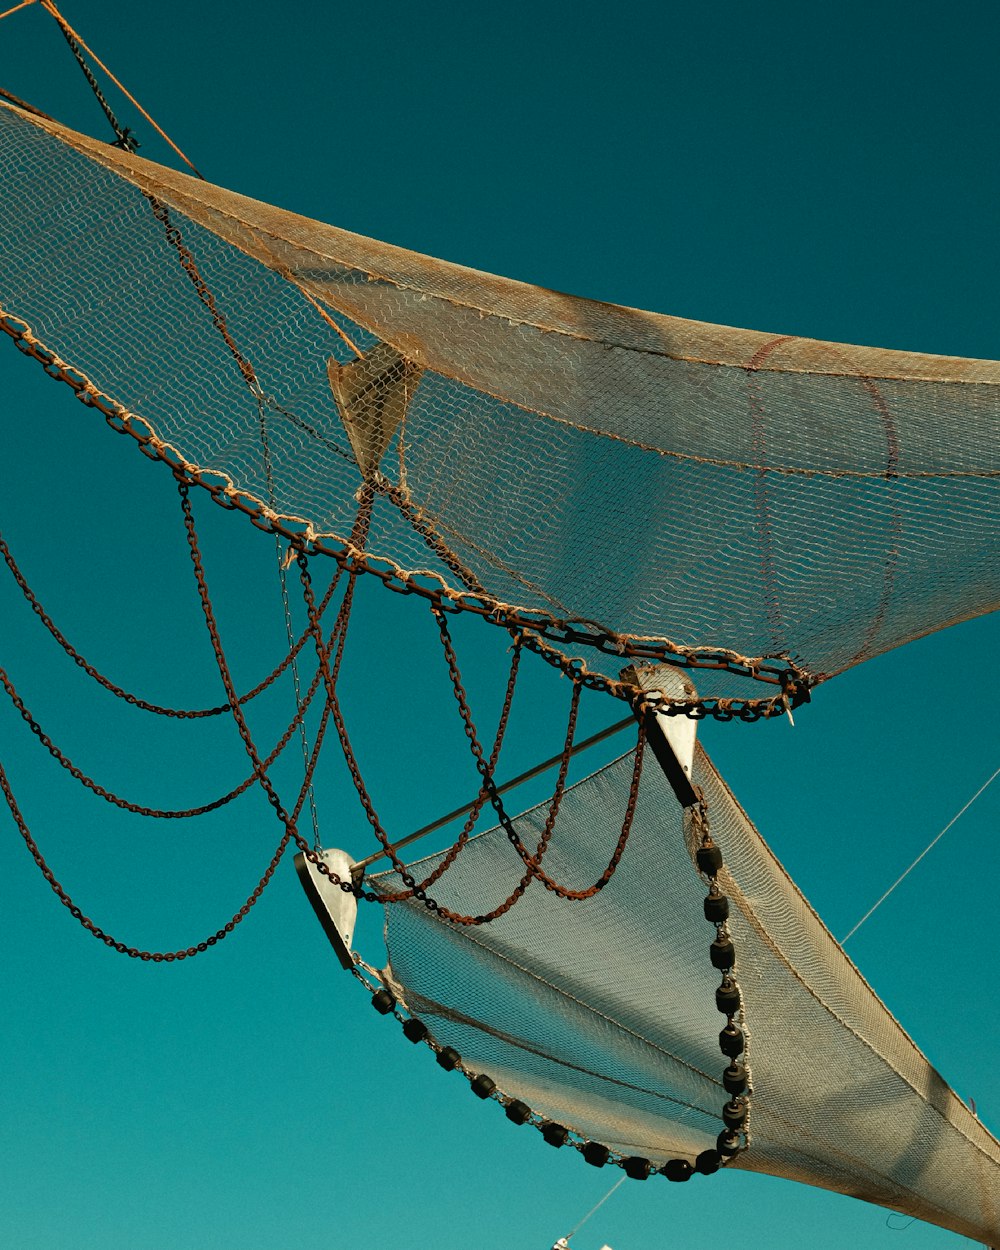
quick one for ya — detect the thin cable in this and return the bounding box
[273,534,321,849]
[48,0,136,149]
[564,1175,625,1241]
[841,762,1000,944]
[0,0,36,20]
[40,0,205,177]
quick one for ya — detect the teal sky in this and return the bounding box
[1,4,999,1249]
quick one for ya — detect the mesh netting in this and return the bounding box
[373,743,1000,1244]
[1,99,998,705]
[3,95,1000,1240]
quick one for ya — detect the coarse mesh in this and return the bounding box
[3,94,999,1243]
[1,101,998,702]
[373,744,1000,1243]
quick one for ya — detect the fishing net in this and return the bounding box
[2,92,1000,1244]
[1,99,998,712]
[373,739,1000,1244]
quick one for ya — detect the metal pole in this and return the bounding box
[352,715,636,872]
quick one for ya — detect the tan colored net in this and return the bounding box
[2,95,999,1241]
[373,737,1000,1243]
[2,99,998,710]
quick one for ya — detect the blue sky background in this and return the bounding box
[1,3,998,1248]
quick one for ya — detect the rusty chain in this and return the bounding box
[431,605,648,907]
[0,479,337,960]
[299,543,644,922]
[380,479,489,598]
[0,747,293,961]
[375,638,524,903]
[0,529,342,720]
[0,304,815,723]
[0,613,341,819]
[0,254,814,955]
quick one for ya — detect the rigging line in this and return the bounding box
[564,1175,625,1240]
[39,0,205,177]
[0,86,55,118]
[273,531,321,849]
[49,1,136,151]
[0,0,36,21]
[353,714,635,872]
[258,398,322,851]
[841,762,1000,944]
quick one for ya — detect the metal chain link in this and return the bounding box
[431,605,648,907]
[0,642,328,819]
[380,479,489,597]
[0,527,343,717]
[0,748,293,961]
[376,639,524,902]
[1,299,814,722]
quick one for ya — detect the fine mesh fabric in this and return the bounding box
[1,101,999,701]
[373,743,1000,1244]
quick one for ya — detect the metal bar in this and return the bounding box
[353,715,636,872]
[621,665,699,809]
[641,708,699,809]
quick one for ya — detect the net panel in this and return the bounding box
[1,101,998,701]
[374,744,1000,1243]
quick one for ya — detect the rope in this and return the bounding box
[563,1175,625,1241]
[0,0,36,21]
[841,762,1000,944]
[45,0,136,150]
[40,0,205,176]
[0,86,55,119]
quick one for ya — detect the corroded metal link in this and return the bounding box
[0,529,341,718]
[0,306,815,722]
[0,624,332,818]
[0,473,343,958]
[176,478,299,832]
[3,320,704,932]
[297,552,645,922]
[377,639,523,902]
[380,480,490,598]
[430,605,647,908]
[0,750,294,961]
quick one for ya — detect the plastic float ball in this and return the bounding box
[661,1158,694,1182]
[622,1156,652,1180]
[371,989,395,1015]
[542,1122,570,1148]
[471,1074,496,1099]
[722,1098,747,1129]
[402,1017,429,1044]
[703,891,730,922]
[436,1046,461,1070]
[717,1131,741,1156]
[723,1062,748,1095]
[505,1099,532,1124]
[719,1023,744,1056]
